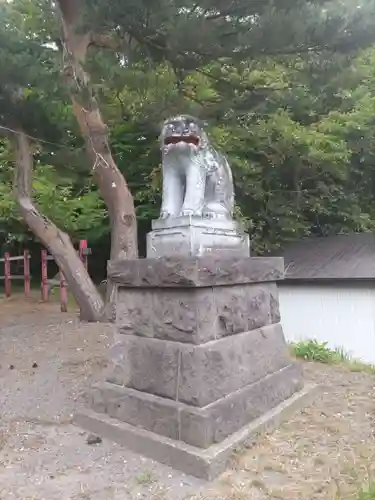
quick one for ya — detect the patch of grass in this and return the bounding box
[135,470,156,486]
[290,339,375,374]
[347,360,375,375]
[357,483,375,500]
[290,339,348,364]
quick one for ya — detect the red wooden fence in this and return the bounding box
[1,250,31,298]
[2,240,89,314]
[40,240,89,312]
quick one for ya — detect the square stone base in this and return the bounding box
[146,216,250,258]
[75,384,318,480]
[90,362,302,449]
[92,254,310,480]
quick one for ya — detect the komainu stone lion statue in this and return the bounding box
[159,115,234,220]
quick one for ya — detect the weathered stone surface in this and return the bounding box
[90,383,180,440]
[178,324,290,406]
[105,333,130,386]
[108,256,284,288]
[117,287,217,344]
[153,288,216,343]
[89,363,302,449]
[116,283,275,344]
[117,336,180,400]
[206,363,302,444]
[110,324,290,404]
[75,384,317,480]
[214,284,272,337]
[115,290,155,337]
[180,363,302,448]
[106,364,128,386]
[269,283,281,324]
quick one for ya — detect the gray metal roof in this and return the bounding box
[280,233,375,281]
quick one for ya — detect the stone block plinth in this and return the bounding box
[75,255,315,480]
[146,216,250,258]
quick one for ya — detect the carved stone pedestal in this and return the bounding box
[146,216,250,258]
[75,256,316,479]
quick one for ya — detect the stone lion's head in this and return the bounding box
[160,115,208,153]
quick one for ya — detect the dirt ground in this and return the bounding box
[1,294,375,500]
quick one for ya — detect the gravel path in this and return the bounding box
[1,296,375,499]
[0,298,203,499]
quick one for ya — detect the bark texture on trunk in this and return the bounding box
[13,130,104,322]
[57,0,138,261]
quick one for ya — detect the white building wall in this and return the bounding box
[278,283,375,364]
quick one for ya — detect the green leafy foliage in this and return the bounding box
[291,339,375,373]
[358,484,375,500]
[3,0,375,259]
[32,165,108,240]
[290,339,348,363]
[0,140,107,244]
[82,0,375,69]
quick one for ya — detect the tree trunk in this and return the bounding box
[13,130,104,322]
[57,0,138,261]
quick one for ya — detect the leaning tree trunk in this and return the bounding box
[13,130,104,322]
[57,0,138,262]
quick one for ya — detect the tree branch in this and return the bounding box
[57,0,138,262]
[12,129,104,321]
[57,0,78,26]
[13,130,33,202]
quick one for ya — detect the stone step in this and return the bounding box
[75,383,318,480]
[90,363,303,449]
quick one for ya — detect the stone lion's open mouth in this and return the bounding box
[164,135,200,146]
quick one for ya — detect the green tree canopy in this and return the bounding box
[2,0,375,257]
